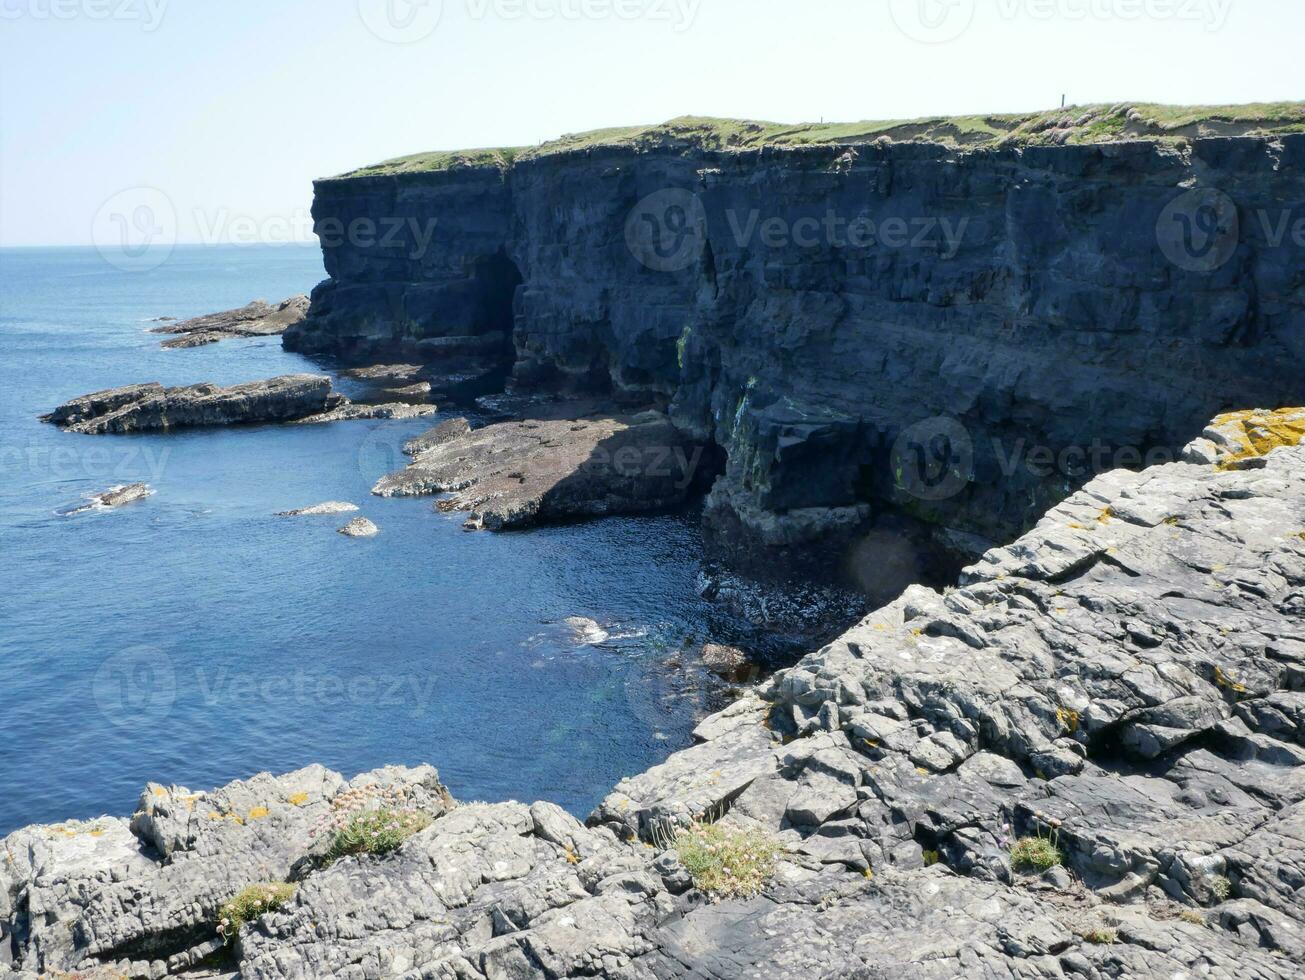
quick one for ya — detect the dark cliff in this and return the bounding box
[287,118,1305,585]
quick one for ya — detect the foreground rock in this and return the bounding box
[374,411,705,530]
[151,296,309,349]
[275,501,358,517]
[41,375,430,434]
[63,483,153,515]
[337,516,378,537]
[5,414,1303,978]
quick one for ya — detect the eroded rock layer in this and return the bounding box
[5,418,1303,978]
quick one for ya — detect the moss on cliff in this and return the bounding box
[333,102,1305,178]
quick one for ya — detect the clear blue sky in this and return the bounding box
[1,0,1300,246]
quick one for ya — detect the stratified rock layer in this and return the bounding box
[290,133,1305,580]
[151,296,309,349]
[374,411,704,530]
[41,375,432,434]
[4,417,1303,978]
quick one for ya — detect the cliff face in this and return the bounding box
[286,133,1305,582]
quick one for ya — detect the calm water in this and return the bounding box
[0,245,744,835]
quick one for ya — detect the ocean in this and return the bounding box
[0,244,745,834]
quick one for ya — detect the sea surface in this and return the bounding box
[0,244,746,835]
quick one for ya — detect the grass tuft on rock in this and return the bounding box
[326,807,433,862]
[1010,835,1065,872]
[674,822,783,900]
[1081,925,1118,945]
[216,882,297,943]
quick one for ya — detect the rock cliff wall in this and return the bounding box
[286,133,1305,584]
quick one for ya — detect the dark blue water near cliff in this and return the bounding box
[0,245,737,835]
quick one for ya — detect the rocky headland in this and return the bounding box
[150,297,309,350]
[285,107,1305,590]
[5,411,1304,979]
[40,376,434,434]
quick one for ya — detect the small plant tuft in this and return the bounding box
[1179,909,1207,926]
[1010,835,1065,872]
[325,808,433,862]
[216,882,297,943]
[674,822,783,900]
[1081,925,1117,945]
[1210,875,1233,901]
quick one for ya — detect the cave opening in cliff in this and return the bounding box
[469,252,524,365]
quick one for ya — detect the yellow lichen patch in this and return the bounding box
[248,807,270,821]
[1211,408,1305,469]
[288,792,309,807]
[563,846,581,865]
[862,738,880,749]
[1056,707,1081,733]
[89,830,105,838]
[152,786,168,798]
[1068,522,1086,530]
[915,767,931,776]
[1164,516,1181,526]
[862,868,875,879]
[1097,507,1114,525]
[922,850,941,867]
[1213,665,1249,694]
[208,811,224,821]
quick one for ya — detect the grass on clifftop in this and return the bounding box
[331,101,1305,178]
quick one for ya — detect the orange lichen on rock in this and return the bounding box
[1210,408,1305,469]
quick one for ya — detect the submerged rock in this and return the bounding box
[40,375,428,434]
[374,411,705,530]
[337,516,379,537]
[151,295,309,349]
[698,642,756,682]
[63,483,153,515]
[564,616,610,646]
[275,501,359,517]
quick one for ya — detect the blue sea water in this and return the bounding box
[0,244,744,835]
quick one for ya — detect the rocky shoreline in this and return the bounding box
[40,375,435,434]
[150,297,309,350]
[6,410,1303,979]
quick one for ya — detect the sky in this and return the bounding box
[0,0,1300,246]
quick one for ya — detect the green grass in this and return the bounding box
[325,807,433,861]
[1081,925,1118,945]
[674,822,783,900]
[329,102,1305,178]
[1010,835,1065,872]
[216,882,297,943]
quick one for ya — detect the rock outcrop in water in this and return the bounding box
[41,375,432,434]
[6,413,1303,978]
[287,117,1305,584]
[374,411,704,530]
[151,297,310,349]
